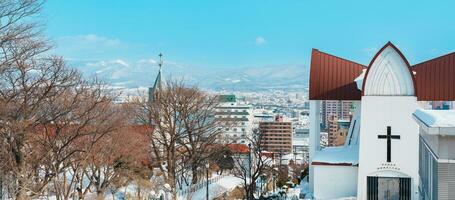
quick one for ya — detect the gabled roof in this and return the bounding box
[309,49,365,100]
[309,42,455,101]
[362,42,416,96]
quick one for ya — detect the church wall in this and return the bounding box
[313,165,358,199]
[357,96,420,199]
[309,100,321,193]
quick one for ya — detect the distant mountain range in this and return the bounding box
[69,60,309,91]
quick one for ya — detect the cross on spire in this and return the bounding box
[378,126,400,163]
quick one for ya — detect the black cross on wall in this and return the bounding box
[378,126,400,163]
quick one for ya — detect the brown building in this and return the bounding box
[328,115,350,146]
[327,114,339,146]
[259,116,292,154]
[321,100,354,130]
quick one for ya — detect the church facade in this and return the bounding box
[308,42,455,200]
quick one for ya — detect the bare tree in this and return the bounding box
[82,124,150,200]
[0,1,133,199]
[232,130,273,200]
[134,79,228,199]
[175,85,224,184]
[134,80,188,200]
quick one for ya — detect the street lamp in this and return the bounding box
[272,173,277,194]
[206,162,210,200]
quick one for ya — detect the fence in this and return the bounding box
[178,174,227,197]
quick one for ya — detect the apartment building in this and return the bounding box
[259,116,293,154]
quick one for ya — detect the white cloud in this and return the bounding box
[255,36,266,45]
[86,59,129,68]
[57,34,122,48]
[138,59,158,67]
[112,59,130,67]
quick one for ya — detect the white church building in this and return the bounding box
[307,42,455,200]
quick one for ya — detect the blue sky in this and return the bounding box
[43,0,455,85]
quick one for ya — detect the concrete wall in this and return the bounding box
[421,131,455,160]
[309,100,321,193]
[357,96,420,199]
[313,165,358,200]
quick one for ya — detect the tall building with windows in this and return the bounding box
[215,95,253,144]
[259,116,293,154]
[321,100,354,129]
[293,128,310,163]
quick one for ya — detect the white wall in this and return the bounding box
[357,96,419,199]
[313,165,358,200]
[309,100,321,193]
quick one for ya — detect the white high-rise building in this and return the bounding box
[215,95,253,144]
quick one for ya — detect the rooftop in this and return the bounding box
[309,42,455,101]
[312,145,359,166]
[413,109,455,135]
[219,95,236,103]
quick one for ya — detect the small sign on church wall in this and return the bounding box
[377,163,400,171]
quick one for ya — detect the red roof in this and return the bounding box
[309,49,365,100]
[413,52,455,101]
[226,144,250,154]
[309,42,455,101]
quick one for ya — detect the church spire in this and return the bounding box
[148,53,164,102]
[158,53,163,73]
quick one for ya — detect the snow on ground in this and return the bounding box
[178,175,243,200]
[312,145,359,165]
[286,187,300,200]
[414,109,455,127]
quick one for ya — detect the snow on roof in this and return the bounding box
[414,109,455,128]
[354,69,366,91]
[312,145,359,166]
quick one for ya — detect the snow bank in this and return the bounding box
[178,176,242,200]
[313,145,359,165]
[414,109,455,127]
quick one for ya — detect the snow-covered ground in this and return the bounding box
[178,175,243,200]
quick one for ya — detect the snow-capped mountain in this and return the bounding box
[69,60,309,91]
